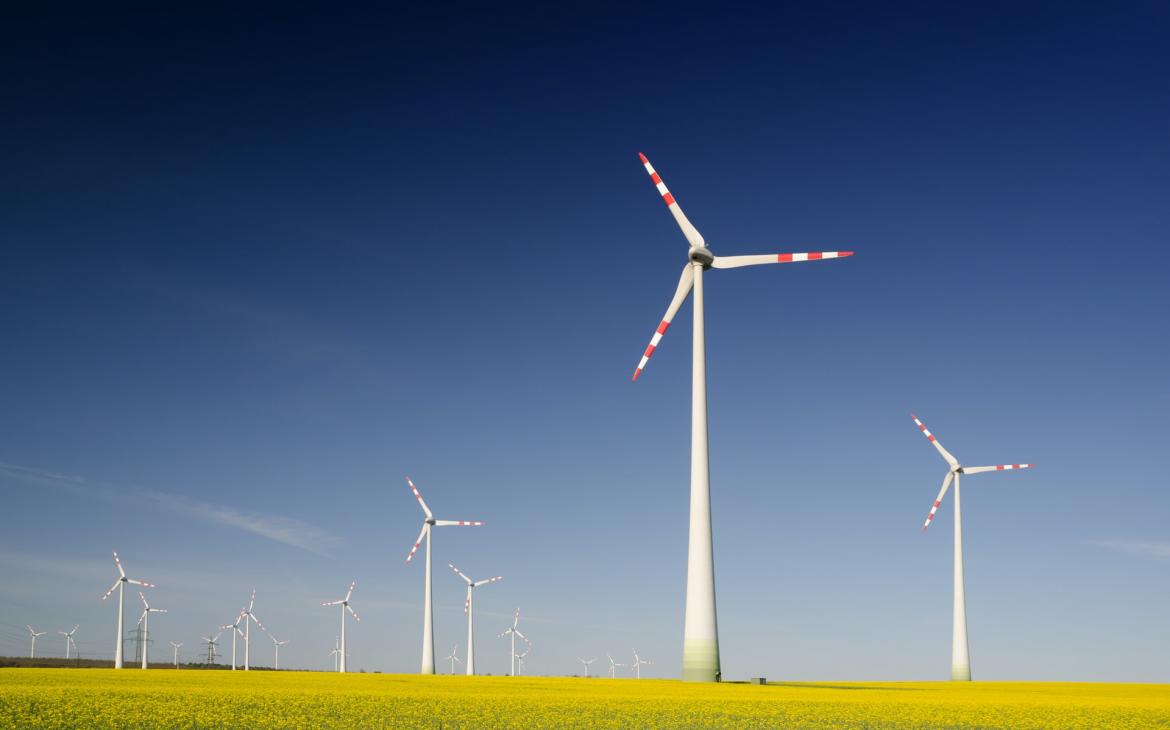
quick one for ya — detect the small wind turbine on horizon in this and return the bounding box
[448,563,501,676]
[25,626,46,659]
[631,649,652,679]
[136,592,167,670]
[100,551,155,669]
[606,653,624,679]
[58,625,79,660]
[912,413,1034,682]
[329,635,340,672]
[497,608,528,676]
[269,634,289,671]
[220,610,246,670]
[169,641,182,668]
[516,640,531,676]
[577,657,595,678]
[630,153,854,682]
[403,476,485,675]
[445,644,462,674]
[239,590,265,671]
[322,581,359,673]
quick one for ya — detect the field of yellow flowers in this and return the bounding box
[1,669,1168,728]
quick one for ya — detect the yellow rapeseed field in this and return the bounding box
[1,669,1168,728]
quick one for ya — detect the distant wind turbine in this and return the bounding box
[136,592,167,670]
[329,636,340,672]
[404,477,485,675]
[200,632,222,665]
[912,413,1034,682]
[516,640,531,676]
[606,653,624,679]
[322,581,359,673]
[239,590,265,671]
[448,563,501,676]
[25,626,46,659]
[631,649,652,679]
[630,153,853,681]
[220,610,246,670]
[269,635,289,671]
[576,657,595,678]
[100,551,155,669]
[445,644,462,674]
[58,625,79,659]
[169,641,183,668]
[497,608,528,676]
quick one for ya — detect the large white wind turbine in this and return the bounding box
[100,551,155,669]
[631,648,652,679]
[448,563,501,676]
[169,641,183,668]
[25,626,46,659]
[912,413,1034,681]
[200,632,222,665]
[445,644,462,674]
[269,635,289,671]
[136,592,167,670]
[220,610,246,670]
[238,590,266,672]
[322,581,359,673]
[58,625,79,660]
[403,476,484,675]
[630,153,853,681]
[577,656,595,678]
[606,653,624,679]
[497,608,528,677]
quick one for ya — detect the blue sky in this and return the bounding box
[1,3,1168,680]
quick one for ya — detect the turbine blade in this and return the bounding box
[126,578,155,588]
[139,591,149,608]
[633,264,694,381]
[923,471,955,531]
[514,629,526,640]
[407,477,433,519]
[322,600,343,606]
[911,414,960,469]
[433,520,485,527]
[113,551,125,578]
[638,153,705,249]
[345,581,356,602]
[346,604,360,622]
[710,251,853,269]
[102,579,121,600]
[473,575,503,587]
[250,613,265,630]
[961,464,1035,475]
[448,563,473,585]
[405,523,429,563]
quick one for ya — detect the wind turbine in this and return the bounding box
[631,649,652,679]
[169,641,183,668]
[136,592,167,670]
[322,581,359,673]
[219,610,246,670]
[100,551,155,669]
[497,608,528,676]
[200,632,222,664]
[239,590,266,671]
[630,153,853,681]
[448,563,502,676]
[269,635,289,671]
[606,653,624,679]
[403,476,485,675]
[516,640,531,676]
[58,625,79,659]
[25,626,46,659]
[912,413,1034,681]
[329,636,341,672]
[577,657,595,678]
[445,644,462,674]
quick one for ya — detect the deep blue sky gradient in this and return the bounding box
[1,3,1168,679]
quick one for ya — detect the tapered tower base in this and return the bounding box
[682,638,721,682]
[952,665,971,681]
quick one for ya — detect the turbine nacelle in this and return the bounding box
[688,246,715,266]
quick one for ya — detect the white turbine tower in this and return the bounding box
[497,608,528,676]
[322,581,359,673]
[912,413,1034,681]
[631,649,652,679]
[403,476,485,675]
[630,153,853,681]
[25,626,46,659]
[136,592,167,670]
[200,632,222,664]
[606,653,624,679]
[577,657,595,678]
[169,641,183,668]
[100,551,155,669]
[219,610,246,670]
[58,625,79,659]
[448,563,502,676]
[445,644,462,674]
[239,590,266,671]
[269,635,289,671]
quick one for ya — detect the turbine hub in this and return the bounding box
[426,519,436,525]
[689,246,714,267]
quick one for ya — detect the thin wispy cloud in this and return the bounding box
[1085,539,1170,560]
[0,460,342,556]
